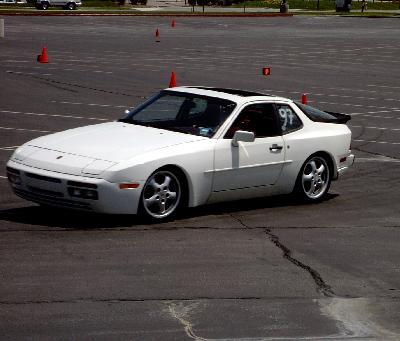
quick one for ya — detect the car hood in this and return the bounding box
[13,122,207,176]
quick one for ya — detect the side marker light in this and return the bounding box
[119,183,140,190]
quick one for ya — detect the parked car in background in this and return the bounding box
[130,0,147,5]
[0,0,14,4]
[35,0,81,10]
[335,0,352,11]
[7,87,354,221]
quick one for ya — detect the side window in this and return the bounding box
[225,103,279,139]
[277,104,302,134]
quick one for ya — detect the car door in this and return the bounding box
[212,103,285,192]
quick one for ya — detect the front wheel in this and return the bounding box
[294,155,331,202]
[139,169,182,221]
[41,2,49,9]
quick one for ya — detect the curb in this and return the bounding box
[0,12,293,17]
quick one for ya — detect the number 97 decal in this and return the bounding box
[279,107,295,131]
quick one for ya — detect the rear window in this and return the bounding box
[295,103,338,121]
[295,102,350,124]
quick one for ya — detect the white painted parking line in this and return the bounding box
[350,114,400,120]
[0,146,18,151]
[6,71,53,77]
[0,126,51,133]
[366,110,390,114]
[350,125,400,132]
[368,84,400,90]
[384,98,400,102]
[0,110,109,121]
[356,157,400,163]
[50,101,126,109]
[309,85,400,96]
[354,139,400,145]
[0,175,7,179]
[3,60,30,63]
[263,89,400,103]
[317,101,399,111]
[6,67,112,75]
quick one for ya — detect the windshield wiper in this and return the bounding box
[118,118,133,123]
[118,118,151,127]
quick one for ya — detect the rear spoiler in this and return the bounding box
[325,112,351,124]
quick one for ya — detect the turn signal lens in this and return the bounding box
[119,183,140,190]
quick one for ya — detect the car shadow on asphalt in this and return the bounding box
[0,193,338,230]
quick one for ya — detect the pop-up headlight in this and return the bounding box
[11,145,40,162]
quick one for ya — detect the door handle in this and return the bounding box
[269,144,283,152]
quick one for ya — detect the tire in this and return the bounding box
[294,155,331,202]
[139,169,183,221]
[66,2,76,9]
[41,2,49,9]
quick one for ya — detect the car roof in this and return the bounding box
[166,86,292,105]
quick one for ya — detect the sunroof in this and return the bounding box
[190,87,268,97]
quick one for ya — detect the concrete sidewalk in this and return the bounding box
[0,2,399,15]
[133,0,400,14]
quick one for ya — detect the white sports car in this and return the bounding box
[7,87,354,221]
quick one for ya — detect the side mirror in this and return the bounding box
[232,130,255,147]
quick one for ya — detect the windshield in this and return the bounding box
[119,90,237,138]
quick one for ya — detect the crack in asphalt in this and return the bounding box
[229,214,252,229]
[6,70,148,99]
[351,121,400,161]
[354,146,400,161]
[229,215,336,297]
[265,228,336,298]
[352,123,400,161]
[1,225,399,233]
[0,296,327,306]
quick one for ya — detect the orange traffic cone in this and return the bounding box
[301,93,307,104]
[171,20,176,28]
[155,28,160,42]
[169,71,177,88]
[37,47,49,63]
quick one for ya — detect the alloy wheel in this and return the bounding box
[142,170,181,219]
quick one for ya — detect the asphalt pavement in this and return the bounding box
[0,16,399,340]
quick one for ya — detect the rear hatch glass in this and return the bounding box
[295,102,351,124]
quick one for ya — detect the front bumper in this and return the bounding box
[6,160,144,214]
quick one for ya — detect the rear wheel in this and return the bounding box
[66,2,76,9]
[139,169,182,221]
[41,2,49,9]
[294,155,331,202]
